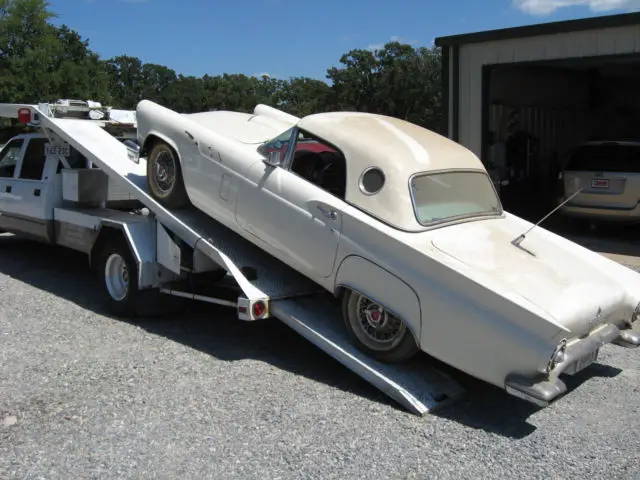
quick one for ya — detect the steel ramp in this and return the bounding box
[271,295,466,415]
[35,113,320,301]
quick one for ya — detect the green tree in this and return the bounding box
[326,41,443,131]
[0,0,111,103]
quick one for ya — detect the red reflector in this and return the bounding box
[238,306,247,314]
[17,108,31,124]
[252,301,266,318]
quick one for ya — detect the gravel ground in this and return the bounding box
[1,234,639,480]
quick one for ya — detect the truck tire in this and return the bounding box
[147,141,189,209]
[341,289,419,363]
[96,236,145,317]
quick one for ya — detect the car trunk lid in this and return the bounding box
[428,218,626,337]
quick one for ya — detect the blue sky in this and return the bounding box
[47,0,640,81]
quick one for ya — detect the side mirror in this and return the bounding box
[263,150,282,167]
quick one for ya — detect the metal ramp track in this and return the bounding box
[32,111,320,301]
[271,295,467,415]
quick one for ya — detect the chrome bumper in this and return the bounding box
[504,323,640,407]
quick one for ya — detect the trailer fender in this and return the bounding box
[90,218,160,290]
[334,255,421,344]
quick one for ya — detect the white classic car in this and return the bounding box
[136,100,640,406]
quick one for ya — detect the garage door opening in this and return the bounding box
[482,54,640,225]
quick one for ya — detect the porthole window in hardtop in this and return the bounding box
[359,167,385,195]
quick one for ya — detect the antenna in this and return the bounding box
[511,187,584,251]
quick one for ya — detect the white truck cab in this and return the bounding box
[0,132,140,242]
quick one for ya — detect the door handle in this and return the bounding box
[317,205,337,220]
[5,185,11,193]
[34,189,41,197]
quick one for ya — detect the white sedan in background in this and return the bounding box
[136,100,640,407]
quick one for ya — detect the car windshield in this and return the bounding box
[410,170,501,225]
[565,143,640,173]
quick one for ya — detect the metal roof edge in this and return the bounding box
[434,11,640,47]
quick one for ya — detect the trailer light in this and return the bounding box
[252,300,266,318]
[18,108,31,124]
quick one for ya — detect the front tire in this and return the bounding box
[147,141,189,209]
[341,289,419,363]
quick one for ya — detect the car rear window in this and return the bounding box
[410,170,501,225]
[565,144,640,173]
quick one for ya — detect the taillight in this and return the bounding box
[18,108,31,124]
[252,300,266,318]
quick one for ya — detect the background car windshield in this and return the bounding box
[410,171,501,224]
[565,143,640,172]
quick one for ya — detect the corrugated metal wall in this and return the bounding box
[488,103,587,174]
[455,24,640,158]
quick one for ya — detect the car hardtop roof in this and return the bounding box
[294,111,489,232]
[296,110,484,175]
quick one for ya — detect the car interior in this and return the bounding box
[290,147,347,199]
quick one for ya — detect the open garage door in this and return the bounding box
[482,54,640,225]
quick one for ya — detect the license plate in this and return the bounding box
[45,143,70,157]
[564,349,599,375]
[591,178,609,188]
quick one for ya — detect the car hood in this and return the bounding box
[429,217,626,337]
[184,110,294,144]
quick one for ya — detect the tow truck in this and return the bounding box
[0,100,466,415]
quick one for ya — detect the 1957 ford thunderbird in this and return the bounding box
[135,99,640,407]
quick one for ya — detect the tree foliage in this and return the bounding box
[0,0,443,132]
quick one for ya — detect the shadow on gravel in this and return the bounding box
[0,235,396,410]
[0,235,625,436]
[432,361,622,439]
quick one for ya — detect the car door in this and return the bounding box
[0,137,26,230]
[235,130,344,280]
[8,137,52,241]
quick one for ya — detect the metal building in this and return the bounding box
[435,12,640,217]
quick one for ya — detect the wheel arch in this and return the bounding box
[140,131,181,161]
[334,255,422,345]
[89,220,159,290]
[89,224,127,271]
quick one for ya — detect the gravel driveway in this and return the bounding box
[0,234,639,480]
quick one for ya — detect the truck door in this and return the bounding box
[7,138,53,241]
[0,138,26,230]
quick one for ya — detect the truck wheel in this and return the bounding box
[147,141,189,209]
[341,289,419,363]
[97,237,143,317]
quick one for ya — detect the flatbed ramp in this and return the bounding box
[271,295,466,415]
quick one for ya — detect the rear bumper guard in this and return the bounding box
[504,323,639,407]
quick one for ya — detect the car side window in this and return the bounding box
[19,138,48,180]
[0,139,24,178]
[288,130,347,199]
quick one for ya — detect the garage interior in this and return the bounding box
[483,54,640,223]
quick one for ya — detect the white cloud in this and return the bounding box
[513,0,640,15]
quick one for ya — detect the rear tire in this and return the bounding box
[147,141,189,209]
[341,289,419,363]
[95,235,186,317]
[96,236,142,317]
